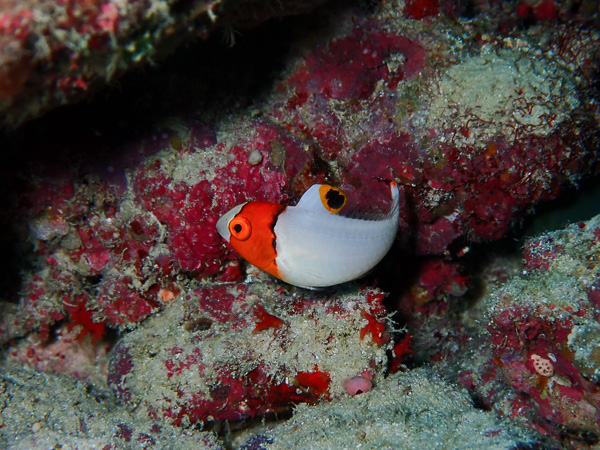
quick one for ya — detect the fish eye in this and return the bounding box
[229,217,251,241]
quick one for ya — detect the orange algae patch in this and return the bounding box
[389,333,413,374]
[158,286,180,303]
[360,310,386,345]
[296,365,331,398]
[65,301,105,344]
[253,304,285,333]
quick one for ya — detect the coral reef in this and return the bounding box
[107,283,391,425]
[0,0,598,448]
[1,0,596,348]
[450,215,600,445]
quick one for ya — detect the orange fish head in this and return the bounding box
[216,202,285,278]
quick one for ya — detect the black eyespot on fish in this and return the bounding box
[325,188,346,210]
[318,185,347,214]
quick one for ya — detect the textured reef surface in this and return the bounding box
[109,284,391,425]
[411,213,600,446]
[1,0,599,448]
[0,0,328,129]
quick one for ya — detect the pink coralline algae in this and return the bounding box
[516,0,559,21]
[273,19,597,267]
[253,304,286,333]
[0,122,292,343]
[522,235,565,273]
[395,259,470,320]
[344,372,373,396]
[133,143,287,277]
[288,29,426,101]
[108,284,390,425]
[8,323,111,386]
[404,0,440,20]
[64,298,106,344]
[360,311,387,346]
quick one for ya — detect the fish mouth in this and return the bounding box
[216,203,246,241]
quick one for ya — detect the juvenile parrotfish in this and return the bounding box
[216,182,400,288]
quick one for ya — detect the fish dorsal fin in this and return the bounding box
[295,184,347,214]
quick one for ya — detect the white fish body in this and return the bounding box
[216,182,400,288]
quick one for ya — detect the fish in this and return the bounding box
[216,182,400,288]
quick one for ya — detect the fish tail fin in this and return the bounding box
[389,180,400,213]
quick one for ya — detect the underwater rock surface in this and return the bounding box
[0,0,328,129]
[454,214,600,443]
[0,0,599,448]
[0,367,224,448]
[255,368,538,449]
[108,284,391,425]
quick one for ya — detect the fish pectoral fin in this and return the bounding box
[278,258,329,287]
